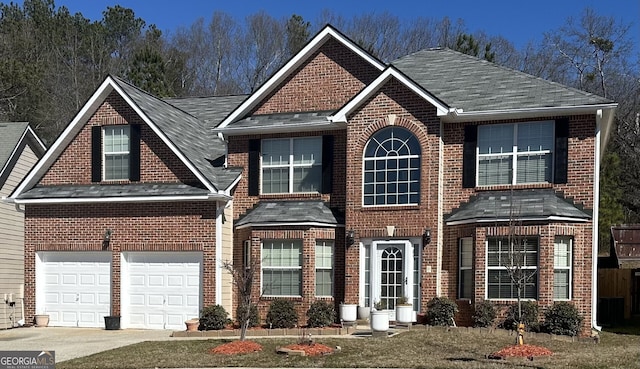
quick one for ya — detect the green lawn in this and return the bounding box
[58,328,640,369]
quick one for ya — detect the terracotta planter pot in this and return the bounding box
[185,319,199,331]
[34,314,49,327]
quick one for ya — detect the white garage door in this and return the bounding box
[36,252,111,328]
[122,252,202,330]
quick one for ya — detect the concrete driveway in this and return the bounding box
[0,326,183,362]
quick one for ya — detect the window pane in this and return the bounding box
[293,166,321,192]
[516,153,552,183]
[104,154,129,180]
[478,124,514,154]
[263,270,301,296]
[262,168,289,193]
[293,137,322,165]
[262,139,289,165]
[478,155,512,185]
[517,122,554,152]
[554,270,570,299]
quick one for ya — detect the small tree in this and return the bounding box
[220,255,259,341]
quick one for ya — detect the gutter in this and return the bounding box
[215,120,345,136]
[10,193,232,205]
[444,103,618,123]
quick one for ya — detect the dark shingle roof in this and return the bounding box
[392,48,613,113]
[17,183,209,200]
[236,200,344,228]
[0,122,29,171]
[445,189,591,225]
[165,95,247,126]
[113,77,242,190]
[226,110,335,131]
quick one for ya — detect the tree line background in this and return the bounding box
[1,0,638,247]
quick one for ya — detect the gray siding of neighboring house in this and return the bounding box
[0,145,37,329]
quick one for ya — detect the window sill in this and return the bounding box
[475,183,553,192]
[259,193,323,200]
[360,204,421,211]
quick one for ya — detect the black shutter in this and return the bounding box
[129,125,141,182]
[462,125,477,188]
[248,139,260,196]
[91,126,102,182]
[321,135,334,193]
[554,118,569,184]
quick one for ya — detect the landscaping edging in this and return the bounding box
[172,326,356,338]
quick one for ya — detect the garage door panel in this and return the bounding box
[37,252,111,328]
[123,252,201,329]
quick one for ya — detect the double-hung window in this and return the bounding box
[315,240,334,297]
[553,237,572,300]
[261,137,322,193]
[261,240,302,296]
[459,238,473,299]
[486,237,538,299]
[477,121,554,186]
[103,126,130,180]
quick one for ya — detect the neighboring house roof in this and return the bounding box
[610,225,640,269]
[235,200,344,229]
[0,122,46,188]
[445,189,591,225]
[8,76,242,204]
[392,48,616,116]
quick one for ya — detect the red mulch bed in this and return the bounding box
[209,340,263,355]
[488,344,553,359]
[280,343,334,356]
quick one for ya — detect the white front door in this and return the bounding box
[370,241,414,320]
[36,252,111,327]
[121,252,202,330]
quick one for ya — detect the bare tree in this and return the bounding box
[220,258,259,341]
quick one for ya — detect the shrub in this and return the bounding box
[306,301,336,327]
[543,302,584,336]
[503,301,539,332]
[199,304,231,331]
[473,300,497,327]
[236,303,260,328]
[426,297,458,326]
[266,299,298,328]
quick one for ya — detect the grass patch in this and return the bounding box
[58,329,640,369]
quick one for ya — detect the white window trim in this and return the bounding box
[553,236,573,301]
[361,128,421,207]
[484,237,539,301]
[260,137,322,194]
[315,240,334,298]
[476,121,554,186]
[260,240,302,298]
[458,237,473,300]
[103,125,130,181]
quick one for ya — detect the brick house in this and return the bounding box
[8,25,616,332]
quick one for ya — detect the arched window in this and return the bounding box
[363,127,420,206]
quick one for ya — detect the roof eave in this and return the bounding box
[11,193,231,205]
[217,120,346,136]
[236,221,343,230]
[445,215,591,226]
[442,103,618,123]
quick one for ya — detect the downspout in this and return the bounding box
[215,200,225,305]
[592,109,603,331]
[436,120,444,296]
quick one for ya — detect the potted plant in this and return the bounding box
[185,318,199,331]
[339,302,357,323]
[358,305,370,320]
[395,296,413,325]
[370,300,389,332]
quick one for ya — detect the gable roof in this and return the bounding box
[217,25,386,130]
[445,189,591,225]
[0,122,46,188]
[9,76,241,203]
[609,225,640,269]
[392,48,617,120]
